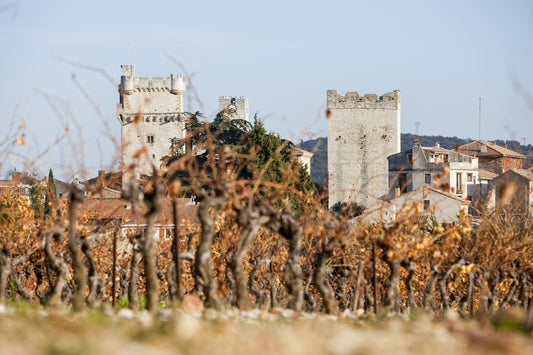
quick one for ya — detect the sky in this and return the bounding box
[1,0,532,181]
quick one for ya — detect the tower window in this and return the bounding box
[147,135,154,144]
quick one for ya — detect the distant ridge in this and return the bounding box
[300,134,533,186]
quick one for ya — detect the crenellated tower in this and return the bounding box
[327,90,401,208]
[117,64,185,183]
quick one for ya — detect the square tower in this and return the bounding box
[117,65,186,183]
[218,96,249,122]
[327,90,400,208]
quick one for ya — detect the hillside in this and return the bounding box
[300,134,533,186]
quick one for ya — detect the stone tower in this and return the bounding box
[327,90,400,208]
[218,96,249,122]
[117,65,185,182]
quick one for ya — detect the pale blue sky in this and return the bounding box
[1,0,532,180]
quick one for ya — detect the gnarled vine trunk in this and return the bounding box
[43,228,69,307]
[68,185,87,311]
[193,191,226,310]
[142,171,163,313]
[277,210,303,312]
[314,237,339,315]
[231,198,276,310]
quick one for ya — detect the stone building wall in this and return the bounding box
[327,90,400,208]
[218,96,249,122]
[117,65,185,182]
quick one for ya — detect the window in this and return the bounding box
[399,173,408,192]
[425,174,431,184]
[147,135,154,144]
[456,173,462,193]
[467,173,473,182]
[423,200,430,211]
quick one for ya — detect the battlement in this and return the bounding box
[120,64,185,95]
[327,90,400,110]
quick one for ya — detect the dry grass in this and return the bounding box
[1,306,532,355]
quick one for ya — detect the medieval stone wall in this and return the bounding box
[327,90,400,208]
[117,65,185,181]
[218,96,249,122]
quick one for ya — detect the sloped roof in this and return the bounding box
[421,146,452,154]
[458,140,524,159]
[426,186,470,203]
[478,169,498,179]
[510,168,533,181]
[79,197,198,228]
[291,146,314,158]
[83,171,123,191]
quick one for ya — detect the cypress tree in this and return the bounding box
[29,181,42,219]
[43,168,57,217]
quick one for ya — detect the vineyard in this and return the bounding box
[1,113,533,353]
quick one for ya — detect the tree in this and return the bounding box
[166,113,315,214]
[43,168,57,217]
[29,181,41,218]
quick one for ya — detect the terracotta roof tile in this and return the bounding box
[478,169,498,179]
[79,197,198,227]
[458,140,524,158]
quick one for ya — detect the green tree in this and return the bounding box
[29,181,42,219]
[167,113,315,214]
[43,168,57,217]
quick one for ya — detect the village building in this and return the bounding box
[0,172,36,197]
[365,186,470,224]
[0,171,70,200]
[491,168,533,216]
[82,170,122,200]
[78,197,198,256]
[457,140,524,175]
[387,140,479,200]
[291,146,313,175]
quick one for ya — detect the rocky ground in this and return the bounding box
[1,305,532,355]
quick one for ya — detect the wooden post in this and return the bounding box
[112,230,117,307]
[172,198,182,301]
[373,240,379,314]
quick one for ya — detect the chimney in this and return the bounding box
[436,142,440,148]
[98,170,105,177]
